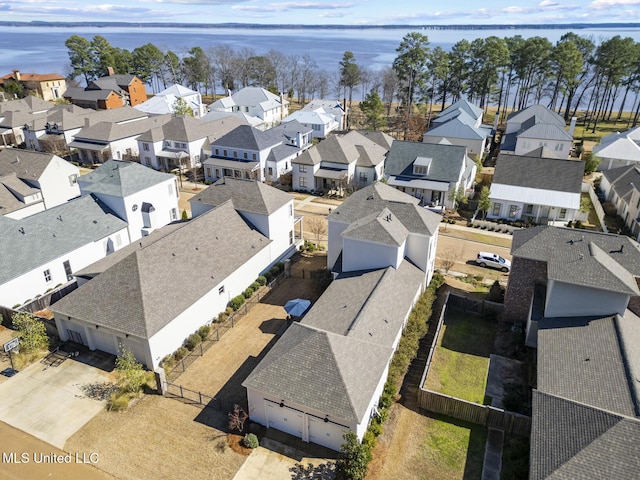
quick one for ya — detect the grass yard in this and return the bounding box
[371,404,487,480]
[425,310,494,403]
[438,227,513,249]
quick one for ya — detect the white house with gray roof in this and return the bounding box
[203,121,312,183]
[600,165,640,239]
[488,149,583,225]
[135,84,207,118]
[292,130,388,193]
[384,141,476,209]
[0,194,129,308]
[504,226,640,478]
[282,99,344,138]
[79,159,179,241]
[501,104,573,158]
[51,201,273,369]
[190,177,301,263]
[209,87,288,129]
[0,149,80,219]
[593,126,640,171]
[243,182,440,450]
[0,96,53,148]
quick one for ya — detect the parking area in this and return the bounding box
[0,348,115,448]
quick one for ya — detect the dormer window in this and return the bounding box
[413,156,432,176]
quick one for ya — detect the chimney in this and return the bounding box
[12,69,20,81]
[569,117,577,137]
[84,117,91,127]
[107,67,115,76]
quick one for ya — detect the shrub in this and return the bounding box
[362,430,377,450]
[307,242,317,252]
[243,288,254,299]
[250,281,260,291]
[488,280,505,303]
[264,271,273,282]
[115,346,147,394]
[11,312,48,353]
[174,346,188,361]
[270,265,280,276]
[185,333,202,351]
[12,304,20,309]
[107,391,133,411]
[575,220,583,229]
[256,276,267,286]
[198,325,211,340]
[229,295,245,311]
[474,224,480,228]
[336,431,372,480]
[181,210,188,220]
[368,418,383,437]
[243,433,259,449]
[226,306,234,315]
[275,262,284,273]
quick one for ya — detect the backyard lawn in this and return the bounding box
[425,310,494,404]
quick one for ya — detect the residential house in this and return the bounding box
[24,105,149,158]
[136,115,213,171]
[202,121,311,183]
[501,104,573,158]
[592,127,640,171]
[0,194,129,308]
[488,149,583,225]
[78,159,179,241]
[209,87,288,128]
[201,110,264,130]
[292,130,388,193]
[424,99,493,157]
[69,113,170,165]
[0,96,54,148]
[282,99,345,138]
[64,69,147,110]
[135,84,207,118]
[243,182,440,451]
[0,149,80,219]
[384,141,476,209]
[0,70,67,102]
[190,177,302,263]
[51,200,274,370]
[502,226,640,478]
[600,164,640,238]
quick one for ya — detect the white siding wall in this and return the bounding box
[0,226,129,307]
[40,156,81,208]
[342,237,403,273]
[292,163,316,191]
[327,220,349,270]
[515,138,571,158]
[423,135,485,157]
[545,280,630,318]
[190,202,213,218]
[110,136,140,160]
[5,202,45,219]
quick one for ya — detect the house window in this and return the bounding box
[216,168,221,178]
[252,153,256,160]
[206,167,212,178]
[144,157,151,165]
[555,143,564,151]
[268,167,273,176]
[509,205,519,218]
[215,148,219,155]
[290,204,293,216]
[68,174,78,186]
[219,286,225,295]
[43,269,52,282]
[223,150,227,156]
[299,164,307,173]
[289,230,294,245]
[233,151,238,158]
[170,208,178,221]
[559,208,567,219]
[180,143,187,149]
[359,172,368,183]
[244,152,248,159]
[299,177,307,188]
[143,143,150,151]
[168,183,174,196]
[194,155,200,163]
[492,203,501,217]
[414,165,428,175]
[525,204,534,215]
[63,260,73,281]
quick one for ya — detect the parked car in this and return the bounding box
[476,252,511,272]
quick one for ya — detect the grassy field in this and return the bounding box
[438,227,513,249]
[425,310,494,403]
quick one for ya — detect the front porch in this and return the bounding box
[203,158,260,182]
[313,168,349,195]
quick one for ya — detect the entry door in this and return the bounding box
[63,260,73,281]
[68,330,85,345]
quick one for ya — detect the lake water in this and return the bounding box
[3,25,640,91]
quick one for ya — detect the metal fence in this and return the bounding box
[165,382,221,410]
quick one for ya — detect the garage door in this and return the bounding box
[265,402,303,438]
[308,416,349,451]
[91,329,116,355]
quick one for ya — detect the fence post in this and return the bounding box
[232,315,235,327]
[180,385,183,398]
[199,391,202,405]
[199,343,203,356]
[182,359,185,372]
[216,329,219,341]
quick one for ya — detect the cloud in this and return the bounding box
[233,2,354,13]
[591,0,640,8]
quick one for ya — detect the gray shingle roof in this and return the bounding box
[330,182,440,236]
[342,208,410,247]
[79,159,175,198]
[0,177,40,214]
[530,390,640,480]
[190,177,292,215]
[293,130,387,167]
[439,99,483,121]
[355,130,394,150]
[538,314,639,417]
[0,95,52,114]
[73,114,171,143]
[0,149,58,180]
[384,141,468,182]
[519,122,573,141]
[0,195,127,286]
[602,165,640,201]
[425,116,489,140]
[243,322,392,423]
[212,124,279,151]
[493,154,583,193]
[51,201,271,338]
[511,226,640,294]
[507,104,566,127]
[137,115,212,143]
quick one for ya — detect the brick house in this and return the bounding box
[64,68,147,110]
[0,70,67,102]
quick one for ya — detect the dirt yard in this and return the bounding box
[65,395,246,480]
[294,195,344,247]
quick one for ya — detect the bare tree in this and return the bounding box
[440,246,464,274]
[228,404,249,433]
[308,217,327,245]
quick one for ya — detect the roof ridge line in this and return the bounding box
[612,315,640,417]
[326,334,360,420]
[346,267,393,334]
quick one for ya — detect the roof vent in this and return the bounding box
[57,215,62,221]
[18,227,24,234]
[579,253,584,260]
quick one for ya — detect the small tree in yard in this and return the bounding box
[228,404,249,433]
[583,153,600,175]
[308,217,327,245]
[447,184,468,211]
[336,431,371,480]
[115,346,147,393]
[11,312,48,353]
[440,246,464,274]
[478,186,492,219]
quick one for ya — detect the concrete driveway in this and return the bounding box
[0,350,114,448]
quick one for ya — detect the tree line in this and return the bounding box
[64,32,640,134]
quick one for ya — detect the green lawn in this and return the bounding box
[425,310,494,403]
[421,413,488,480]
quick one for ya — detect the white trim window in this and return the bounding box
[492,203,501,217]
[43,269,52,282]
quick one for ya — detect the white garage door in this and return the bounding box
[308,416,349,451]
[265,402,303,438]
[91,329,116,355]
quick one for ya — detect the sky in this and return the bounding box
[3,0,640,25]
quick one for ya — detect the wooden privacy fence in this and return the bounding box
[446,293,504,318]
[418,389,531,437]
